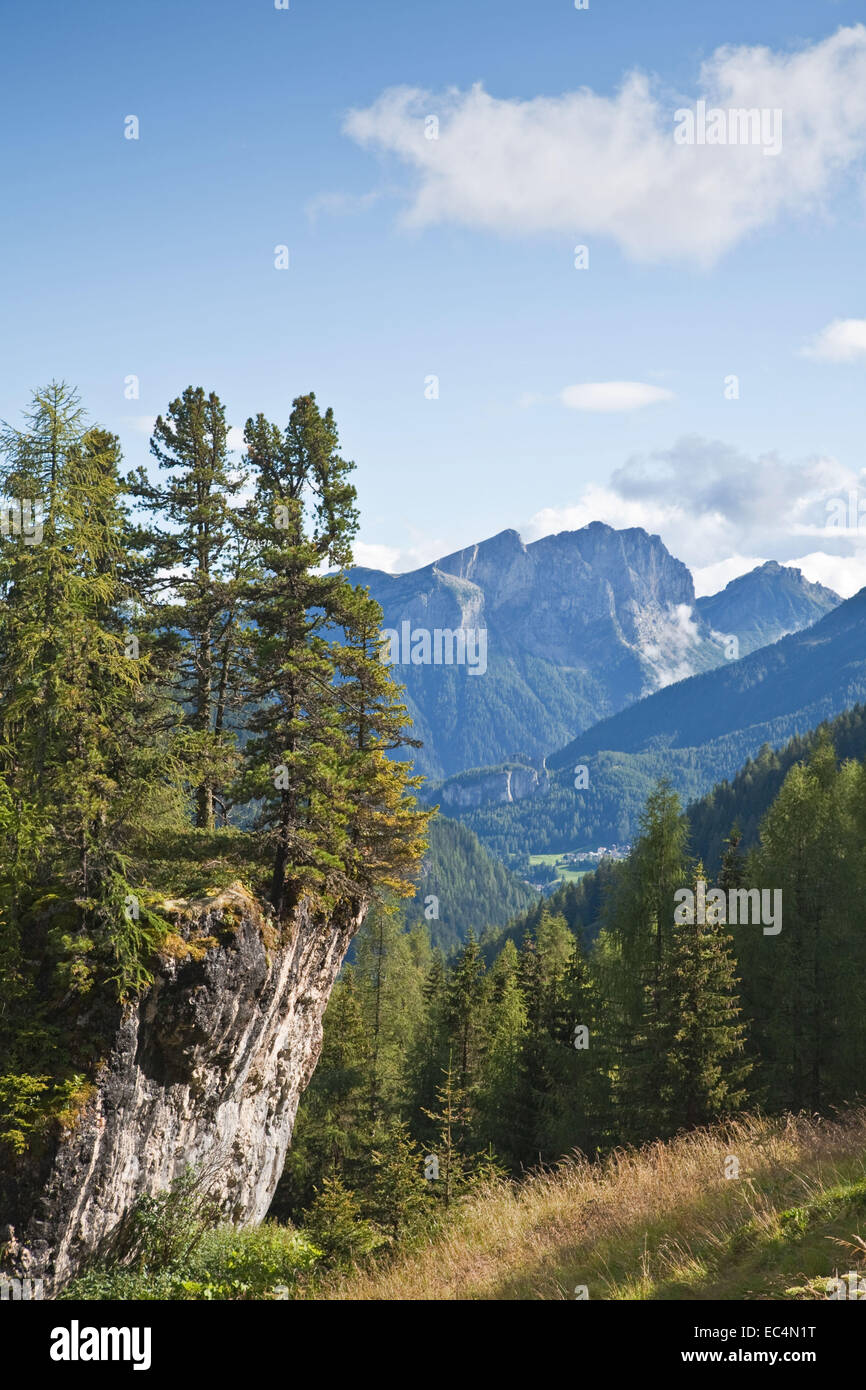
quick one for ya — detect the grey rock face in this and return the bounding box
[352,524,719,779]
[439,762,549,809]
[1,884,364,1291]
[351,526,840,780]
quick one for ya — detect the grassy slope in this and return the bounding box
[319,1111,866,1301]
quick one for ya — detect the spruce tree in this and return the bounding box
[364,1118,434,1240]
[663,861,751,1130]
[444,930,487,1116]
[604,781,691,1143]
[421,1054,471,1209]
[745,738,851,1110]
[476,939,527,1165]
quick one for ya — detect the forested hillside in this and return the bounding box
[274,728,866,1250]
[687,703,866,875]
[404,816,536,952]
[447,588,866,861]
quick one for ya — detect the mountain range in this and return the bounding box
[352,525,838,781]
[449,583,866,862]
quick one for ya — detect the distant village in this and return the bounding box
[562,843,632,865]
[527,843,633,894]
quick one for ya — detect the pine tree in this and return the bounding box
[476,940,527,1165]
[421,1055,472,1209]
[354,905,431,1124]
[128,386,247,830]
[511,912,594,1164]
[301,1175,382,1266]
[745,737,853,1111]
[444,930,487,1117]
[331,578,429,903]
[719,824,746,892]
[237,394,427,918]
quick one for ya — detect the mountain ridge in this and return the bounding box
[352,524,838,780]
[433,584,866,861]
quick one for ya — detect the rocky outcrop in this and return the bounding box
[0,883,364,1292]
[439,762,549,809]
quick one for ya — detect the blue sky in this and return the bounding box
[3,0,866,593]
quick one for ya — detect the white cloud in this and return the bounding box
[524,437,866,597]
[353,535,449,574]
[790,550,866,597]
[344,26,866,265]
[353,541,404,571]
[691,555,767,597]
[560,381,674,412]
[803,317,866,362]
[640,603,705,688]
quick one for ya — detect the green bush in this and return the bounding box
[62,1222,322,1301]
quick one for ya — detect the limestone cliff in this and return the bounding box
[0,883,364,1292]
[438,762,549,809]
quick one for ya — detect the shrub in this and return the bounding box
[61,1222,322,1301]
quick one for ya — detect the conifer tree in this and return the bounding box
[410,948,452,1134]
[604,781,691,1142]
[512,912,595,1164]
[421,1054,471,1209]
[301,1174,382,1266]
[476,940,527,1164]
[663,861,751,1130]
[0,389,181,1002]
[364,1118,434,1240]
[444,930,487,1114]
[237,394,426,917]
[745,738,851,1110]
[128,387,247,830]
[354,906,430,1123]
[718,824,746,892]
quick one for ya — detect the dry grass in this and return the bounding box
[317,1109,866,1301]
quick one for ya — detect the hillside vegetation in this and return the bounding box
[318,1109,866,1301]
[404,815,536,952]
[452,593,866,861]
